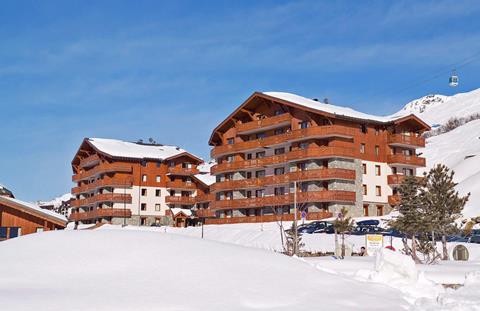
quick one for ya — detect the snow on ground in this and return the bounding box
[37,192,73,208]
[0,229,412,310]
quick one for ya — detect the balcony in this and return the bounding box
[211,125,355,158]
[204,210,333,225]
[72,178,133,195]
[71,193,132,208]
[387,154,426,167]
[79,154,101,168]
[388,194,400,206]
[195,208,216,218]
[211,155,287,174]
[387,174,423,185]
[211,190,355,210]
[166,180,197,190]
[165,196,196,205]
[73,163,133,182]
[69,208,132,222]
[196,193,214,203]
[211,168,356,192]
[387,134,425,148]
[286,147,355,161]
[236,113,292,134]
[167,166,199,176]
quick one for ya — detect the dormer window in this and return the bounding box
[227,137,234,145]
[299,121,309,129]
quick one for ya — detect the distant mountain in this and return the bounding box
[398,88,480,218]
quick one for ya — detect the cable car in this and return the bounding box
[449,69,459,87]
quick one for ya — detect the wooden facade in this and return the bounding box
[195,92,430,224]
[0,196,67,240]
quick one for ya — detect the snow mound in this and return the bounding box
[0,230,411,310]
[374,248,418,283]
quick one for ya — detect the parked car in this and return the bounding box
[356,219,380,227]
[381,229,405,238]
[298,221,331,234]
[469,235,480,244]
[351,225,384,235]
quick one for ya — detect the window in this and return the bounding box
[300,183,308,192]
[141,188,147,196]
[299,142,309,150]
[403,168,414,176]
[182,162,193,169]
[298,162,307,171]
[377,205,384,216]
[274,109,284,116]
[226,155,234,163]
[274,128,285,135]
[246,153,252,160]
[375,165,381,176]
[155,204,161,211]
[299,121,309,129]
[256,132,266,140]
[246,171,252,179]
[375,145,380,156]
[274,147,285,155]
[36,227,44,233]
[155,189,161,197]
[227,137,234,145]
[274,187,285,195]
[361,124,367,134]
[363,205,369,217]
[362,163,367,174]
[376,186,382,196]
[142,174,147,182]
[255,189,265,197]
[140,217,147,225]
[363,184,367,195]
[392,167,398,174]
[255,170,266,178]
[246,190,252,198]
[274,167,285,175]
[156,162,161,168]
[256,151,266,159]
[360,143,365,154]
[156,175,161,183]
[141,203,147,211]
[169,161,175,167]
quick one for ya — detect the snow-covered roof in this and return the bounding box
[194,173,216,186]
[170,207,193,217]
[263,92,411,123]
[87,138,201,161]
[0,195,67,224]
[197,160,216,173]
[0,182,14,198]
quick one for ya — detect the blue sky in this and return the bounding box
[1,0,480,201]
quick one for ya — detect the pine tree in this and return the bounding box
[333,207,354,258]
[390,175,429,263]
[422,164,470,260]
[284,222,304,256]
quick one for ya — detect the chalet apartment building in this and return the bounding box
[196,91,430,225]
[70,138,213,227]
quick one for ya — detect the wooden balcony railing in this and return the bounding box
[236,113,292,134]
[211,168,355,192]
[211,125,355,157]
[195,193,214,203]
[69,208,132,222]
[204,210,332,225]
[212,155,287,174]
[286,147,355,161]
[388,194,400,206]
[387,134,425,148]
[72,178,133,195]
[167,167,199,175]
[387,174,423,185]
[195,208,216,218]
[73,163,133,182]
[166,180,197,190]
[387,154,426,167]
[79,154,101,168]
[165,196,196,205]
[71,193,132,208]
[211,190,355,210]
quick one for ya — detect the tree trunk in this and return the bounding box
[442,234,449,260]
[411,235,421,264]
[402,237,410,255]
[341,233,345,259]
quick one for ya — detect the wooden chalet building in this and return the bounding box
[70,138,212,227]
[0,186,67,240]
[200,91,430,225]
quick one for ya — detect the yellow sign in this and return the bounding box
[366,234,383,256]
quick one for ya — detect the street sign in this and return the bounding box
[301,211,307,220]
[366,234,383,256]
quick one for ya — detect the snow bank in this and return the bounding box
[374,248,418,283]
[0,230,410,310]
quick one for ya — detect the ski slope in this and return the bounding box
[399,88,480,218]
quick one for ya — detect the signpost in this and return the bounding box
[365,234,383,256]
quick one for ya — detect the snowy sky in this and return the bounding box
[1,0,480,201]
